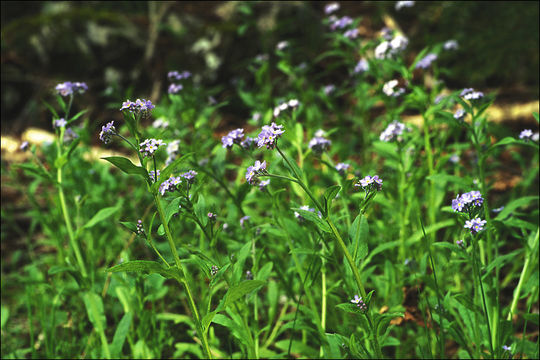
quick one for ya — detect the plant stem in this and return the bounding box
[153,194,212,359]
[507,228,539,320]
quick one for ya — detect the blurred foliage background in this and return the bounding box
[2,1,539,136]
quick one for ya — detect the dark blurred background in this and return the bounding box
[2,1,539,136]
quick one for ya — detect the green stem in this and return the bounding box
[472,235,494,358]
[153,194,212,359]
[507,228,539,320]
[422,113,436,239]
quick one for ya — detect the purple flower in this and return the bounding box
[415,53,437,69]
[330,16,353,31]
[64,128,78,142]
[451,191,484,212]
[246,160,267,185]
[20,141,29,151]
[355,175,383,191]
[456,239,464,247]
[139,138,166,158]
[152,119,169,129]
[354,59,369,74]
[241,136,255,149]
[460,88,484,101]
[257,123,284,149]
[258,179,270,190]
[240,215,250,228]
[165,140,181,166]
[519,129,534,141]
[99,121,116,144]
[343,28,359,39]
[120,99,155,114]
[324,2,340,14]
[464,218,487,234]
[454,108,466,121]
[159,176,182,196]
[380,120,405,142]
[136,219,144,235]
[55,81,88,96]
[395,1,415,11]
[309,136,332,153]
[390,35,409,53]
[383,80,405,97]
[180,170,197,183]
[149,170,160,183]
[208,212,217,221]
[492,206,505,213]
[211,265,219,276]
[323,84,336,95]
[449,154,460,164]
[168,83,183,94]
[276,41,289,51]
[245,270,254,280]
[350,294,367,311]
[335,162,350,174]
[502,345,511,352]
[443,40,459,50]
[222,128,245,149]
[168,70,191,81]
[53,118,67,128]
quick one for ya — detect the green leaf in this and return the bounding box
[426,173,472,188]
[336,303,366,314]
[1,305,9,330]
[533,112,539,123]
[194,194,208,227]
[83,292,106,332]
[324,185,341,213]
[83,205,120,229]
[291,207,331,233]
[107,260,184,283]
[164,197,182,226]
[349,214,368,261]
[120,221,137,234]
[110,312,133,357]
[224,280,265,308]
[495,196,539,220]
[202,311,217,332]
[102,156,147,179]
[69,109,88,123]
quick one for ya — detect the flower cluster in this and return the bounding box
[55,81,88,97]
[241,136,255,149]
[308,134,332,153]
[99,121,116,144]
[53,118,67,128]
[158,175,182,196]
[335,162,350,175]
[136,220,144,235]
[343,28,359,39]
[167,70,191,94]
[451,191,484,212]
[207,212,217,221]
[453,108,466,121]
[354,59,369,74]
[375,34,409,59]
[210,265,219,277]
[139,138,166,158]
[464,218,487,234]
[149,170,160,183]
[329,16,353,31]
[383,79,405,97]
[152,118,169,129]
[258,179,270,191]
[519,129,538,141]
[324,2,340,15]
[257,123,284,149]
[222,128,245,149]
[415,53,437,69]
[323,84,336,95]
[380,120,405,142]
[350,295,367,312]
[460,88,484,101]
[64,128,78,143]
[246,160,267,185]
[165,140,181,166]
[355,175,383,191]
[180,170,198,184]
[444,40,459,50]
[273,99,299,117]
[395,1,415,11]
[120,99,155,114]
